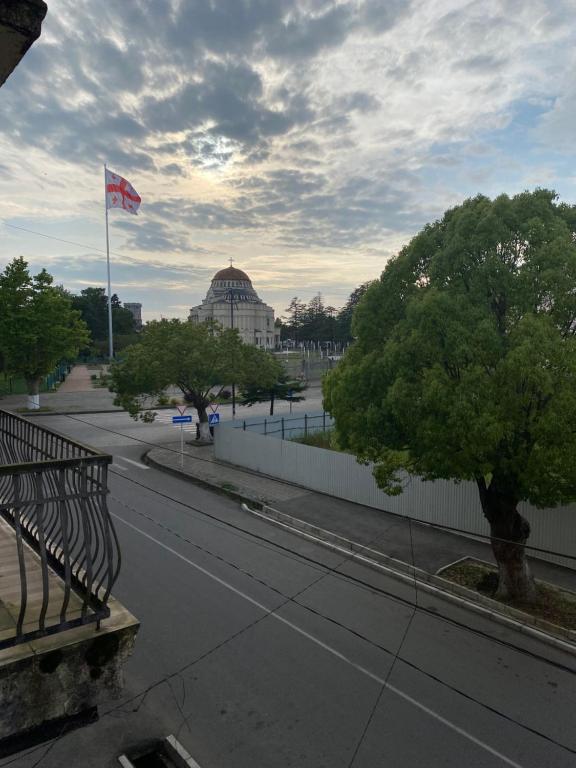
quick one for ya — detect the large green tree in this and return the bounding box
[324,190,576,603]
[335,282,373,342]
[110,319,275,439]
[0,257,89,408]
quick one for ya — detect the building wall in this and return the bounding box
[124,302,142,330]
[190,301,280,348]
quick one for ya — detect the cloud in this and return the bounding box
[1,0,575,318]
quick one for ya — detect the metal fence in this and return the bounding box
[0,410,121,649]
[217,413,576,571]
[238,413,333,439]
[0,362,72,396]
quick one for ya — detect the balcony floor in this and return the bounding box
[0,517,85,646]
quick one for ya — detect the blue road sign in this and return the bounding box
[172,415,192,424]
[208,413,220,426]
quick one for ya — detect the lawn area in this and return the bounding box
[292,429,341,451]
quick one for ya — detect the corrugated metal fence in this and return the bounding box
[215,413,576,571]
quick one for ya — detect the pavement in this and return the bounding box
[146,440,576,597]
[7,409,574,768]
[0,364,324,416]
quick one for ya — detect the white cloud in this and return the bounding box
[1,0,575,318]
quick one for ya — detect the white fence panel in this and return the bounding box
[215,417,576,571]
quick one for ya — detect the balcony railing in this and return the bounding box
[0,410,121,649]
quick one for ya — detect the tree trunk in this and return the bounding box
[26,377,41,410]
[197,407,212,442]
[477,479,536,603]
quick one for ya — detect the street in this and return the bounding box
[3,412,576,768]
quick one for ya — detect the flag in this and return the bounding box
[105,169,141,215]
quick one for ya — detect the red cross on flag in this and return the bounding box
[105,169,141,215]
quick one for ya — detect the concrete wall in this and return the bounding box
[0,600,138,746]
[0,0,47,88]
[215,417,576,571]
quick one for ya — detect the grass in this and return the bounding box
[291,429,349,453]
[220,482,238,492]
[441,559,576,631]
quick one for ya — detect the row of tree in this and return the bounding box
[280,285,372,344]
[0,257,305,417]
[70,287,138,357]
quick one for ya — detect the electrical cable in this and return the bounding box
[5,471,575,768]
[105,491,576,759]
[106,466,576,676]
[2,221,147,266]
[63,414,576,562]
[347,517,420,766]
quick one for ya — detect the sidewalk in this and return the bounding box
[146,441,576,594]
[0,365,121,414]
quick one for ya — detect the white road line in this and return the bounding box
[112,463,128,472]
[116,456,150,470]
[111,511,526,768]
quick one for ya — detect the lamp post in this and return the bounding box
[225,288,237,418]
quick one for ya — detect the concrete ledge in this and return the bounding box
[0,597,139,748]
[0,0,47,87]
[241,503,576,655]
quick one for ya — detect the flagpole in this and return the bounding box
[104,163,114,360]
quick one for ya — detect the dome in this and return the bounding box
[212,266,251,282]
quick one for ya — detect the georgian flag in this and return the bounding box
[105,169,141,214]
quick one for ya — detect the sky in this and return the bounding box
[1,0,575,321]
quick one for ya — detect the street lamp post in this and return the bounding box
[226,288,237,418]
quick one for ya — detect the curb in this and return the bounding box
[142,450,576,656]
[241,502,576,655]
[143,450,267,509]
[6,405,183,417]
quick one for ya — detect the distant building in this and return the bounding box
[189,266,280,349]
[124,302,142,330]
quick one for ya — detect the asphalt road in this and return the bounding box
[4,412,576,768]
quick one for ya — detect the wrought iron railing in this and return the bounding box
[0,410,121,649]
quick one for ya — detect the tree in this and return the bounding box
[0,257,89,408]
[110,320,268,440]
[71,287,136,354]
[335,282,372,342]
[324,190,576,603]
[283,297,306,342]
[240,348,306,415]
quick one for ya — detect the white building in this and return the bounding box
[189,265,280,349]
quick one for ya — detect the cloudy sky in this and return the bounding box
[1,0,574,320]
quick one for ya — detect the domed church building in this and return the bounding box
[189,264,280,349]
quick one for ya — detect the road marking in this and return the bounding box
[111,511,526,768]
[116,456,150,470]
[112,463,128,472]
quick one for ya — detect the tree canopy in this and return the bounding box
[324,190,576,602]
[0,257,89,405]
[239,347,306,415]
[71,287,136,355]
[280,289,367,344]
[110,319,280,439]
